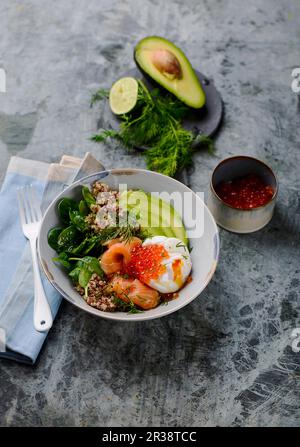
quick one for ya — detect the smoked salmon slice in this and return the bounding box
[110,275,160,310]
[100,238,142,275]
[105,237,142,250]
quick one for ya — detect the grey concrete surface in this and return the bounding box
[0,0,299,427]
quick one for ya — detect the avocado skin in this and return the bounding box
[134,36,206,109]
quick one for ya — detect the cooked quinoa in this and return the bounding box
[77,273,117,312]
[85,181,125,231]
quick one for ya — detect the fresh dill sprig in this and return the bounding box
[112,295,142,314]
[90,88,109,107]
[193,133,215,154]
[94,224,149,245]
[90,129,120,143]
[145,121,194,177]
[90,80,214,177]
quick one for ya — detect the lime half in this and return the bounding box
[109,77,139,115]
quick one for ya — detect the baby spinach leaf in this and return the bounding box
[78,267,94,297]
[70,256,104,278]
[47,227,63,251]
[57,225,81,252]
[82,235,104,255]
[69,234,101,256]
[81,237,98,255]
[57,198,78,224]
[69,209,89,232]
[68,255,104,297]
[82,186,96,207]
[78,268,92,288]
[79,200,89,216]
[69,266,81,284]
[52,252,72,270]
[82,256,103,277]
[70,238,90,255]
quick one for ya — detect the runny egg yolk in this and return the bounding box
[172,258,183,286]
[125,236,192,293]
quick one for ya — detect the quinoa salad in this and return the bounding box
[48,181,192,313]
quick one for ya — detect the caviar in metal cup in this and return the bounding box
[208,156,278,234]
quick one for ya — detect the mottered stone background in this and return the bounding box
[0,0,299,427]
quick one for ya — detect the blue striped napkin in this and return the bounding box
[0,153,104,364]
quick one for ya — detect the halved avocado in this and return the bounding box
[120,190,188,244]
[134,36,206,109]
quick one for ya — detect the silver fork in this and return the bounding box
[17,185,53,332]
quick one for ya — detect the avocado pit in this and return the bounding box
[151,49,182,80]
[134,36,206,108]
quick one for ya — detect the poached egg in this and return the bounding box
[127,236,192,293]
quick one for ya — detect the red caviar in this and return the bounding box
[126,244,169,283]
[215,174,274,210]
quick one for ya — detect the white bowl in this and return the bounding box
[38,169,219,321]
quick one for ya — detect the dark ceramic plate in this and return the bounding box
[103,67,223,150]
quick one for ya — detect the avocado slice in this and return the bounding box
[134,36,206,109]
[120,190,188,244]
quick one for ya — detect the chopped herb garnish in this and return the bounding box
[112,296,142,314]
[90,80,214,178]
[95,224,149,245]
[90,88,109,107]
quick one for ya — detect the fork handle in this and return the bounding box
[29,238,53,332]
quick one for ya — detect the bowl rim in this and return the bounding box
[210,155,279,212]
[38,167,220,321]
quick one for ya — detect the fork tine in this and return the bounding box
[17,189,27,226]
[26,185,36,222]
[30,185,42,221]
[24,185,35,222]
[28,185,38,222]
[19,188,31,224]
[21,187,33,223]
[18,186,42,225]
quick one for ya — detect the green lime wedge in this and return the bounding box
[109,77,139,115]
